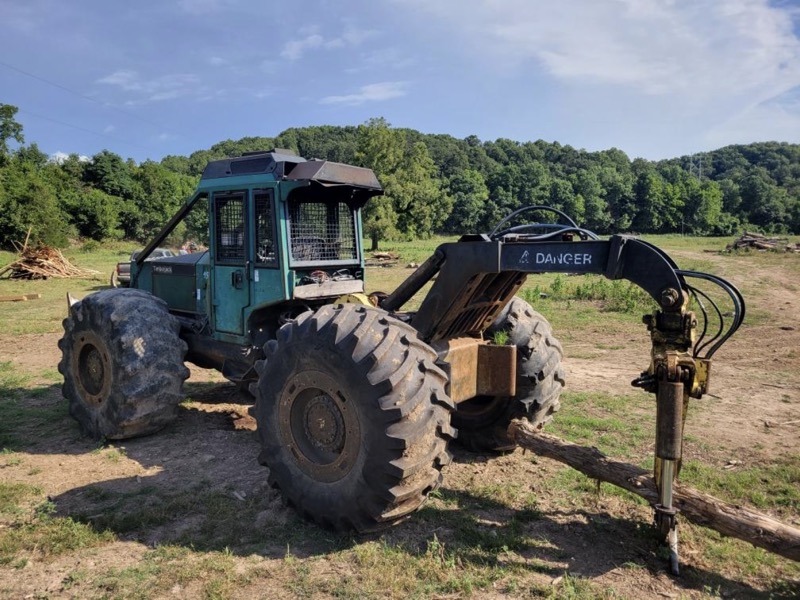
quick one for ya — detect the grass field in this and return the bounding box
[0,235,798,598]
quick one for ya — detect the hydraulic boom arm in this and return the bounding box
[381,212,745,575]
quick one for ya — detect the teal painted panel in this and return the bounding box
[249,267,286,307]
[213,265,249,334]
[153,274,196,312]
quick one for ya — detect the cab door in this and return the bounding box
[251,188,285,305]
[212,190,250,335]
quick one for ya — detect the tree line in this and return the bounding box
[1,106,798,250]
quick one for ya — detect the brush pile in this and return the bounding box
[726,231,800,252]
[0,242,99,280]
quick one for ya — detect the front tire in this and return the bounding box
[453,297,565,452]
[58,289,189,439]
[253,303,455,532]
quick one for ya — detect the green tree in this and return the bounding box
[356,119,451,246]
[355,118,402,249]
[684,179,722,234]
[0,158,72,247]
[392,141,451,239]
[0,104,24,161]
[67,188,122,240]
[14,142,48,168]
[444,169,489,233]
[84,150,135,199]
[597,167,634,230]
[632,170,668,232]
[741,170,789,231]
[124,161,195,241]
[549,178,584,223]
[572,167,612,231]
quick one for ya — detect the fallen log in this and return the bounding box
[509,420,800,562]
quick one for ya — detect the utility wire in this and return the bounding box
[0,60,171,132]
[18,108,151,152]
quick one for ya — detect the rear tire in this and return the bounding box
[453,297,565,452]
[58,289,189,439]
[253,303,455,532]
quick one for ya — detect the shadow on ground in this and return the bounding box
[1,379,796,599]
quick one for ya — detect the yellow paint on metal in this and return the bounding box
[335,293,373,306]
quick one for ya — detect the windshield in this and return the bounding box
[287,200,358,264]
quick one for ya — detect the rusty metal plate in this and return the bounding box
[433,337,516,403]
[477,344,516,398]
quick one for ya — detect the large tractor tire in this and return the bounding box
[58,289,189,440]
[453,297,565,452]
[253,303,455,532]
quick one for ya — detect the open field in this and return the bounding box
[0,236,798,599]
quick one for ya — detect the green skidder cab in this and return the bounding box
[126,150,382,386]
[59,150,744,541]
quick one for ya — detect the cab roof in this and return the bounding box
[200,150,382,190]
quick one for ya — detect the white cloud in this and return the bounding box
[103,125,115,134]
[197,86,273,102]
[97,70,140,91]
[280,22,379,61]
[391,0,800,152]
[281,34,325,61]
[208,56,227,66]
[97,70,201,103]
[396,0,800,100]
[330,23,379,48]
[320,81,408,106]
[50,151,90,164]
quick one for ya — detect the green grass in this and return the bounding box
[317,538,505,598]
[549,391,653,459]
[680,457,800,514]
[521,274,656,315]
[0,485,115,566]
[0,482,42,518]
[87,546,258,600]
[72,478,338,557]
[0,362,69,450]
[370,235,458,265]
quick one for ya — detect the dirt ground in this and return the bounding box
[0,248,798,598]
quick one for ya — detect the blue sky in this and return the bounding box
[2,0,799,163]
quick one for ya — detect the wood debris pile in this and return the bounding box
[726,231,800,252]
[0,243,99,280]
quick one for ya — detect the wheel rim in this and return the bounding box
[278,370,361,483]
[72,331,112,407]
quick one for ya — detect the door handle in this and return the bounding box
[231,270,244,289]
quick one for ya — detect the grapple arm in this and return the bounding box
[382,234,742,348]
[382,225,745,575]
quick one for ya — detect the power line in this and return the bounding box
[18,108,152,152]
[0,60,170,131]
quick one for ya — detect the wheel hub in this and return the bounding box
[72,331,112,407]
[303,394,345,453]
[279,370,361,483]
